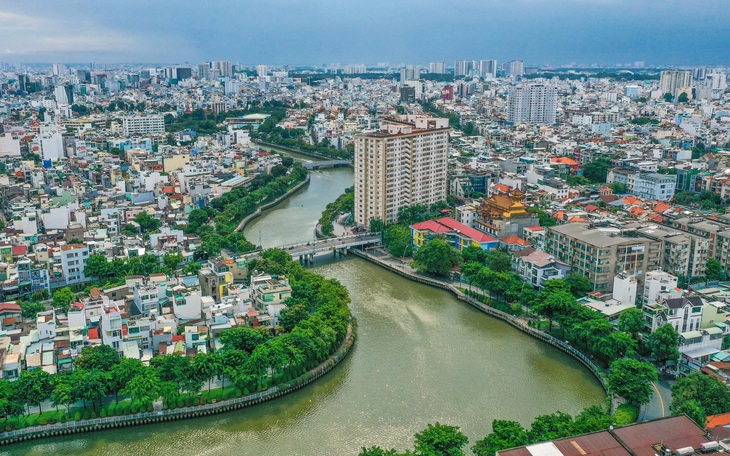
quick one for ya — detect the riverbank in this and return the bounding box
[254,139,351,163]
[234,173,311,233]
[0,321,356,447]
[349,249,610,395]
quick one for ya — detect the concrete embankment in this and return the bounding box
[234,174,311,233]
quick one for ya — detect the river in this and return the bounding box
[7,165,605,456]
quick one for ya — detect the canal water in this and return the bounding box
[7,166,605,456]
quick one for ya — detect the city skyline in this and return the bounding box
[2,0,730,65]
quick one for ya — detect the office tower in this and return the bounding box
[454,60,477,77]
[175,67,192,80]
[256,65,269,78]
[354,116,450,226]
[197,63,210,80]
[428,62,446,74]
[212,61,233,77]
[343,64,367,74]
[76,69,91,83]
[692,67,708,80]
[659,70,693,98]
[399,86,416,103]
[122,115,165,136]
[479,60,497,79]
[53,84,73,105]
[509,60,524,77]
[507,84,558,124]
[52,63,67,76]
[399,66,419,83]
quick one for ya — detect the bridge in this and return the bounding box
[302,160,352,170]
[243,233,381,265]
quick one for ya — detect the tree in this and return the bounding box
[647,324,680,364]
[16,368,53,413]
[609,182,627,194]
[705,258,727,281]
[677,92,689,103]
[359,448,404,456]
[220,327,271,353]
[279,303,310,332]
[527,411,574,442]
[134,211,161,233]
[109,358,145,403]
[75,345,120,371]
[50,374,75,413]
[71,368,109,412]
[52,287,77,312]
[413,422,468,456]
[582,158,612,183]
[0,379,24,421]
[672,400,706,427]
[369,218,384,233]
[163,252,183,272]
[413,238,462,277]
[534,290,575,332]
[120,367,161,405]
[484,249,511,273]
[200,233,228,258]
[607,358,657,405]
[18,300,45,319]
[671,371,730,417]
[461,246,488,265]
[663,93,673,102]
[565,273,593,297]
[572,405,613,434]
[84,254,110,280]
[473,420,529,456]
[192,353,216,394]
[617,308,645,338]
[384,225,413,258]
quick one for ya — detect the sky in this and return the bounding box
[1,0,729,66]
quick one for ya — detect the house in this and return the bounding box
[511,248,571,290]
[250,274,291,309]
[411,217,498,251]
[643,296,705,333]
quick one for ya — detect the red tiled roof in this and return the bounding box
[500,235,530,246]
[11,246,27,256]
[524,226,544,232]
[172,335,184,342]
[435,217,497,243]
[411,220,453,234]
[87,328,100,340]
[551,156,579,166]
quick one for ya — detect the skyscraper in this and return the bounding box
[399,66,419,83]
[198,63,210,80]
[507,84,558,124]
[428,62,446,74]
[479,60,497,79]
[212,61,233,77]
[54,84,73,105]
[257,65,269,78]
[509,60,524,78]
[454,60,477,77]
[354,116,450,226]
[659,70,693,98]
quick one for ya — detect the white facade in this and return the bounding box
[428,62,446,74]
[643,270,678,306]
[354,116,449,226]
[0,133,21,156]
[509,60,524,77]
[612,273,637,306]
[659,70,693,98]
[633,172,676,201]
[507,85,557,124]
[123,115,165,136]
[39,123,64,161]
[60,244,91,285]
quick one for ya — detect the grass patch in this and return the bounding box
[613,403,639,425]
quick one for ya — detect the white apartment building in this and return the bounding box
[633,173,677,201]
[39,123,64,161]
[642,270,679,305]
[60,244,91,285]
[509,60,524,77]
[428,62,446,74]
[644,296,704,333]
[507,84,557,124]
[659,70,693,98]
[479,60,497,79]
[354,115,449,226]
[0,133,21,156]
[123,115,165,136]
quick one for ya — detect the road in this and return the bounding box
[640,379,672,421]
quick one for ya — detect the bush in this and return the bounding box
[243,388,250,396]
[233,388,242,397]
[192,397,200,406]
[100,410,107,418]
[60,415,67,423]
[74,412,82,421]
[82,410,91,420]
[200,397,206,405]
[147,404,153,412]
[107,403,116,415]
[39,417,48,426]
[131,403,139,414]
[122,404,131,415]
[184,397,192,407]
[613,404,639,425]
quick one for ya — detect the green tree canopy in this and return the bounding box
[647,324,680,364]
[565,273,593,297]
[52,287,77,312]
[607,358,658,405]
[413,238,462,277]
[413,422,469,456]
[705,258,728,281]
[671,371,730,418]
[617,308,645,338]
[75,344,120,371]
[582,158,612,183]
